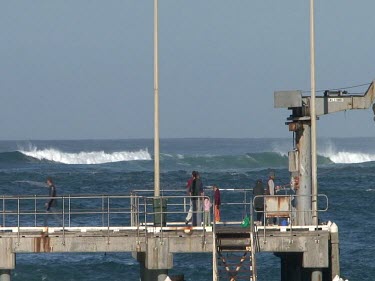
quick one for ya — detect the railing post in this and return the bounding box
[17,197,20,244]
[290,195,293,242]
[2,196,5,227]
[62,197,65,245]
[202,195,205,244]
[34,195,37,227]
[263,196,266,243]
[136,196,140,244]
[212,195,217,281]
[144,197,147,235]
[160,196,163,241]
[107,196,110,244]
[244,190,247,217]
[68,195,71,227]
[136,196,140,227]
[316,194,319,230]
[130,193,134,226]
[102,195,105,227]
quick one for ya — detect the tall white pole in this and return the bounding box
[310,0,318,225]
[154,0,160,197]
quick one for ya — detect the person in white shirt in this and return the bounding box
[268,175,275,196]
[267,174,276,225]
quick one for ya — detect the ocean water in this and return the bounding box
[0,138,374,281]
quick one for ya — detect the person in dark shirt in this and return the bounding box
[253,179,265,224]
[189,172,203,226]
[185,171,196,225]
[44,177,59,226]
[45,178,56,211]
[213,185,221,222]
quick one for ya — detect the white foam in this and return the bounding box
[324,151,375,164]
[319,142,375,164]
[13,180,46,187]
[19,148,151,165]
[271,148,288,157]
[271,142,289,157]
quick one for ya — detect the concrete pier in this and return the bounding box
[0,223,338,280]
[0,192,340,280]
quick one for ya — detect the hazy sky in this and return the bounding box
[0,1,374,140]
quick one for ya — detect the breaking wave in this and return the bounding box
[323,151,375,164]
[0,147,374,167]
[18,148,151,164]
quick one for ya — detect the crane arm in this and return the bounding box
[274,80,375,119]
[303,81,375,116]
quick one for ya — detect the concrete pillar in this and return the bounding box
[140,265,168,281]
[0,239,15,281]
[311,269,322,281]
[0,270,11,281]
[135,240,172,281]
[296,122,312,226]
[330,223,340,278]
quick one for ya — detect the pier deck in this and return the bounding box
[0,192,338,281]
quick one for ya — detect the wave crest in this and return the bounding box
[326,151,375,164]
[19,148,151,165]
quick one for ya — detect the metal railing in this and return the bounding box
[0,190,253,230]
[132,188,254,226]
[0,194,146,245]
[252,194,329,242]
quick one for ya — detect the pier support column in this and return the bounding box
[0,270,11,281]
[140,265,168,281]
[330,223,340,278]
[137,252,169,281]
[311,269,322,281]
[0,239,15,281]
[134,237,173,281]
[295,122,312,226]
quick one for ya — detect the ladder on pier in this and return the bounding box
[213,226,257,281]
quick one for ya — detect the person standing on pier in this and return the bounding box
[45,177,57,211]
[213,185,221,222]
[267,173,275,196]
[203,193,212,226]
[44,177,59,226]
[267,173,276,225]
[253,179,265,225]
[185,171,196,225]
[189,172,203,226]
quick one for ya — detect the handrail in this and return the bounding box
[0,195,142,229]
[0,191,255,232]
[252,194,329,243]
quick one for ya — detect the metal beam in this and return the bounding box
[302,81,375,116]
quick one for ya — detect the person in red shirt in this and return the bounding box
[213,185,221,222]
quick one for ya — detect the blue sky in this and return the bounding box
[0,1,374,139]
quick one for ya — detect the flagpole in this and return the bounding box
[154,0,160,197]
[310,0,318,226]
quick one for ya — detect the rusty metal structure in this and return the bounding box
[271,80,375,281]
